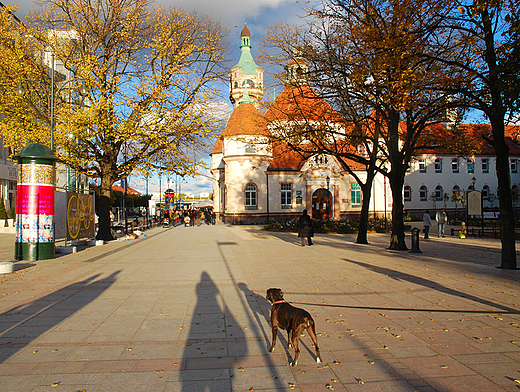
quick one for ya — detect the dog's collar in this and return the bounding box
[271,300,285,305]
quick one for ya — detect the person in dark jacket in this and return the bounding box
[298,209,314,246]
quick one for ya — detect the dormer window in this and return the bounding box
[314,155,328,165]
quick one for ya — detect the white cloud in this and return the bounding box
[156,0,292,26]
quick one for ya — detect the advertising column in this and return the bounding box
[14,143,57,261]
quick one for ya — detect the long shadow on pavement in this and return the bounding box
[0,271,120,363]
[217,241,287,390]
[345,259,519,313]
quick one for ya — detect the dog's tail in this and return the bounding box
[305,318,314,327]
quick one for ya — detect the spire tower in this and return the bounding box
[229,24,264,109]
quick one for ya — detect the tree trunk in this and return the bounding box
[96,182,115,241]
[388,169,408,250]
[491,116,517,269]
[356,169,376,244]
[480,6,517,269]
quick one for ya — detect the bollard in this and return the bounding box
[14,143,57,261]
[410,227,422,253]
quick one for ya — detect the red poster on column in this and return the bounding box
[16,185,55,215]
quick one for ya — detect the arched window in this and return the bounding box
[435,185,443,201]
[245,183,257,209]
[243,79,255,88]
[403,185,412,202]
[435,158,442,173]
[452,185,460,202]
[419,185,428,201]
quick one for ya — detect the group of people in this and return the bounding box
[422,209,447,239]
[182,208,216,227]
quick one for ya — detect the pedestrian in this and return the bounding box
[422,209,432,239]
[196,209,202,226]
[436,208,447,237]
[298,209,314,246]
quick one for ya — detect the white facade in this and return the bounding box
[404,154,519,213]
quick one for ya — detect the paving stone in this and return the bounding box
[0,226,518,392]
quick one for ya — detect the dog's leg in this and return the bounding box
[307,322,322,363]
[290,326,304,366]
[269,325,278,352]
[287,326,292,348]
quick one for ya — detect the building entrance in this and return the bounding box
[312,188,332,219]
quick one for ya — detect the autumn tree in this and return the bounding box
[0,0,228,240]
[425,0,520,268]
[266,0,464,249]
[262,47,387,245]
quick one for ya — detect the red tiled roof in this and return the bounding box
[269,143,306,170]
[264,85,343,123]
[211,136,223,155]
[417,122,520,156]
[286,58,308,67]
[220,102,271,138]
[111,185,140,195]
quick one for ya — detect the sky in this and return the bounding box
[7,0,309,197]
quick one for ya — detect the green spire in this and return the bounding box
[239,82,252,104]
[232,24,259,76]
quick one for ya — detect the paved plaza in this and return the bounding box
[0,224,519,391]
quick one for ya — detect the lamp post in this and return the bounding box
[16,75,88,152]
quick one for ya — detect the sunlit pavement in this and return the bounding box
[0,224,518,391]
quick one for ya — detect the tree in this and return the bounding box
[262,49,386,244]
[0,0,228,240]
[426,0,520,268]
[266,0,464,249]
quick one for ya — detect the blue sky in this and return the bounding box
[9,0,306,196]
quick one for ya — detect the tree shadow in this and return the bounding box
[345,259,518,313]
[0,271,120,363]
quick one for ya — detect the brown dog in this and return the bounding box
[266,288,322,366]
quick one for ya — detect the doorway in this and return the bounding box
[312,188,332,219]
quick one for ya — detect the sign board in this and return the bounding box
[66,192,95,241]
[468,190,482,216]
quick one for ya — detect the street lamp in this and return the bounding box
[326,175,330,191]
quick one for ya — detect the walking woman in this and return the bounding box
[298,209,314,246]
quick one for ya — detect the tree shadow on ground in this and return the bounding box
[345,259,518,313]
[0,271,120,363]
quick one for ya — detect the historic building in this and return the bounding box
[211,25,520,224]
[211,25,389,224]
